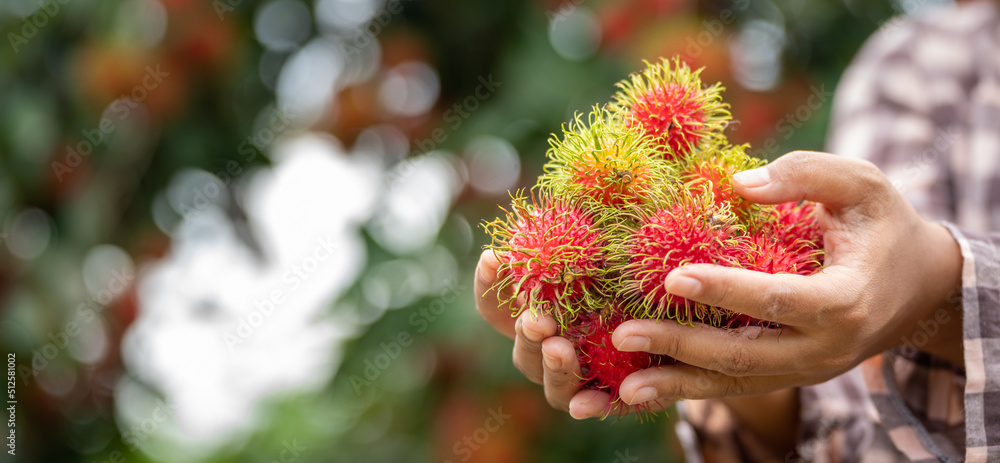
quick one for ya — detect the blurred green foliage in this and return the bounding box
[0,0,905,461]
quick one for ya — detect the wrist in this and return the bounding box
[904,221,963,365]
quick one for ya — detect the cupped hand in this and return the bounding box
[610,151,963,407]
[475,250,674,418]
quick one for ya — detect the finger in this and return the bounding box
[567,389,675,420]
[512,310,558,384]
[662,263,851,329]
[618,363,808,403]
[540,336,583,412]
[568,390,614,420]
[475,249,516,339]
[612,318,813,377]
[732,150,893,213]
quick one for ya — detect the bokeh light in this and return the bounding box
[0,1,912,461]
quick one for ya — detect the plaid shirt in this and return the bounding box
[679,2,1000,461]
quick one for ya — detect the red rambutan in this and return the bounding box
[565,305,675,417]
[767,201,824,251]
[682,144,763,218]
[752,201,825,275]
[485,193,608,324]
[482,55,828,420]
[614,195,743,324]
[610,58,731,159]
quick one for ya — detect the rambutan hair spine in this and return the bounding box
[537,105,677,211]
[608,57,732,160]
[565,302,676,421]
[680,142,770,224]
[481,189,615,327]
[752,200,826,274]
[606,191,746,326]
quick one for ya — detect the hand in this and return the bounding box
[609,151,963,407]
[474,250,674,418]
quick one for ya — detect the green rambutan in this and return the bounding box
[609,58,731,159]
[539,106,672,208]
[484,192,608,325]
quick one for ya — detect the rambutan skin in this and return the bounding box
[564,307,674,415]
[484,193,608,323]
[768,201,824,252]
[613,196,743,324]
[682,144,764,219]
[539,106,671,209]
[609,58,731,160]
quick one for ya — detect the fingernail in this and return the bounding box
[475,266,494,286]
[733,167,772,188]
[523,326,544,342]
[543,352,562,370]
[568,403,587,420]
[629,387,657,405]
[617,336,649,352]
[665,275,701,298]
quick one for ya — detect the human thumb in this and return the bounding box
[731,150,891,211]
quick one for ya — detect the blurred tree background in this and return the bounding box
[0,0,945,462]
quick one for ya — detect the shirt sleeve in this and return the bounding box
[943,224,1000,459]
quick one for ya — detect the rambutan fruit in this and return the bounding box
[484,192,608,325]
[610,58,731,160]
[738,233,822,277]
[564,304,675,417]
[612,194,743,324]
[766,201,824,251]
[753,201,825,275]
[682,144,764,218]
[539,106,672,208]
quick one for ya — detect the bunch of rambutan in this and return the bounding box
[484,57,823,418]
